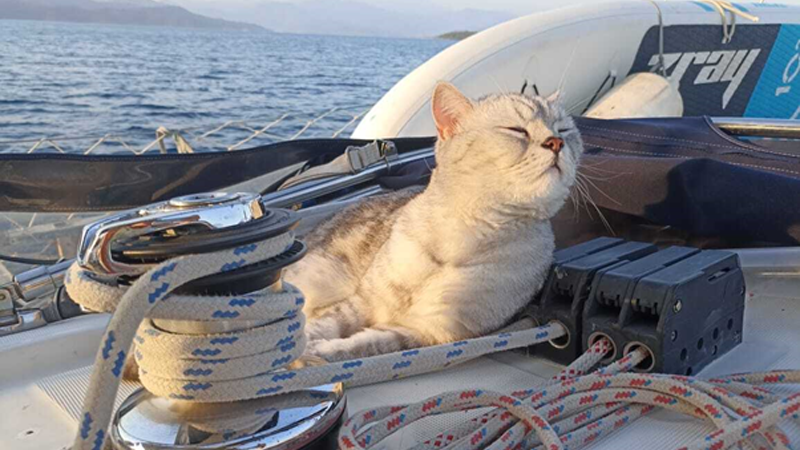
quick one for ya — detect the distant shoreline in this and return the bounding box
[437,31,476,41]
[0,18,467,41]
[0,0,265,32]
[0,0,513,38]
[0,16,267,32]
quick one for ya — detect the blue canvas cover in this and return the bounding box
[1,117,799,245]
[575,117,800,246]
[380,117,800,246]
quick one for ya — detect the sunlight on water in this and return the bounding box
[0,20,451,152]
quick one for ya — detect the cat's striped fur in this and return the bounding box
[284,82,583,361]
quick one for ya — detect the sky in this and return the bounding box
[171,0,800,15]
[331,0,575,15]
[171,0,594,16]
[160,0,600,37]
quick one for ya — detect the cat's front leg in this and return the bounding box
[305,300,366,341]
[305,325,418,361]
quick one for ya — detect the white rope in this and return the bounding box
[342,341,800,450]
[65,228,567,450]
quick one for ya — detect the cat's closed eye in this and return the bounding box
[502,126,529,139]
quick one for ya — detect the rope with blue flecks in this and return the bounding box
[340,341,800,450]
[65,228,568,450]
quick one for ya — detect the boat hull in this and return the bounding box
[353,0,800,138]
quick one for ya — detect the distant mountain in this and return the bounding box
[165,0,514,38]
[0,0,265,31]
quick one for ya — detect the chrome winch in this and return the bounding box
[79,192,286,280]
[74,192,345,450]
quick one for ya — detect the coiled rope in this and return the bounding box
[341,337,800,450]
[65,228,566,450]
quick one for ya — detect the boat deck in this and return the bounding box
[2,251,800,449]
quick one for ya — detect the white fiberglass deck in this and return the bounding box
[1,250,800,450]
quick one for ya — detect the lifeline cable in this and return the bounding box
[65,229,567,450]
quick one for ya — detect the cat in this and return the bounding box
[284,82,584,362]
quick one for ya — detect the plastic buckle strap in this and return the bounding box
[278,140,400,191]
[345,140,398,173]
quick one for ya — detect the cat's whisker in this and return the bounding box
[576,173,622,206]
[570,189,585,223]
[572,178,593,218]
[580,164,627,179]
[576,170,622,182]
[574,185,599,224]
[568,187,581,221]
[593,205,615,235]
[577,183,594,219]
[577,174,619,205]
[572,177,610,230]
[580,160,617,173]
[574,177,615,235]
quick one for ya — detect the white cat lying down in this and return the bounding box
[284,82,584,361]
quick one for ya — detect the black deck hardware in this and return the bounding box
[525,237,658,364]
[583,246,745,375]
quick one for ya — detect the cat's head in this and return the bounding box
[430,82,583,219]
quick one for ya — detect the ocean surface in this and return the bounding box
[0,20,451,153]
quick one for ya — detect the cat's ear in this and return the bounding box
[432,82,473,140]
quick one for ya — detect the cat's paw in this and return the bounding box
[304,319,340,341]
[303,339,351,362]
[304,325,327,342]
[303,339,329,361]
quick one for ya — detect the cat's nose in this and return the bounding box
[542,136,564,155]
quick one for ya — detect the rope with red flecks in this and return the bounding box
[340,338,800,450]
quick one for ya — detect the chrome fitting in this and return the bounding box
[77,192,264,279]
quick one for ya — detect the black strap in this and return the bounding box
[0,137,436,213]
